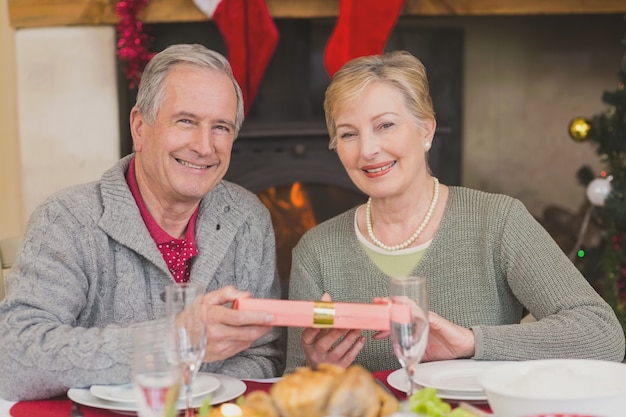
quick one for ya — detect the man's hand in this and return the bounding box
[198,286,275,363]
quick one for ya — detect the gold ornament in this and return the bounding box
[568,117,592,142]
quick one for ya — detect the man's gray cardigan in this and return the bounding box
[0,155,284,400]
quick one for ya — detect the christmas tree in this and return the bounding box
[568,45,626,334]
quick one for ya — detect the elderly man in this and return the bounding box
[0,44,283,401]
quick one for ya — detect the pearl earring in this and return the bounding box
[424,141,432,151]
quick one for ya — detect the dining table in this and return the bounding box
[0,369,493,417]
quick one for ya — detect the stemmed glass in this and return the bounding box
[389,276,429,397]
[132,325,181,417]
[166,282,208,417]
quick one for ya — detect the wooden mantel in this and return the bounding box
[9,0,626,29]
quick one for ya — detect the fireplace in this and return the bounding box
[118,18,463,297]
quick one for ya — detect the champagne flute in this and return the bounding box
[132,325,181,417]
[166,282,207,417]
[389,276,429,397]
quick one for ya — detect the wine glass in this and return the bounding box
[166,282,207,417]
[132,325,181,417]
[389,276,429,397]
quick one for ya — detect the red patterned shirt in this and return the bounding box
[126,158,199,283]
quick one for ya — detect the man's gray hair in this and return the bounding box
[135,44,245,136]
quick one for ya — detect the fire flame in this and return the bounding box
[258,182,317,285]
[259,182,317,233]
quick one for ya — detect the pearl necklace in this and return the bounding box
[365,177,440,251]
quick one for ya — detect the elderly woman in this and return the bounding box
[285,51,625,374]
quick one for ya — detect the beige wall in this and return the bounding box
[0,0,24,239]
[15,26,120,219]
[460,15,615,215]
[0,13,621,242]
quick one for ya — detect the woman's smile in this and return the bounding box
[362,160,397,177]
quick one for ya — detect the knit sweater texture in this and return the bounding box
[286,187,625,373]
[0,155,284,401]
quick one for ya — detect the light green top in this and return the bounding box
[356,209,430,277]
[285,186,625,373]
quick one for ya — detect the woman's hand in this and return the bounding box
[197,286,275,363]
[422,311,475,362]
[300,293,365,368]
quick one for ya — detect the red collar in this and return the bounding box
[126,157,199,245]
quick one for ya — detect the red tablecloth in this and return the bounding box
[10,370,490,417]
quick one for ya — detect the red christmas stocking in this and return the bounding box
[192,0,279,115]
[324,0,405,77]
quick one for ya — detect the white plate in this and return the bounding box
[414,360,511,393]
[68,373,246,413]
[387,361,510,402]
[90,373,221,403]
[388,368,487,401]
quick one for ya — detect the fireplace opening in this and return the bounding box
[116,18,463,297]
[259,182,365,297]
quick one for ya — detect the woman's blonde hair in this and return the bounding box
[324,51,435,150]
